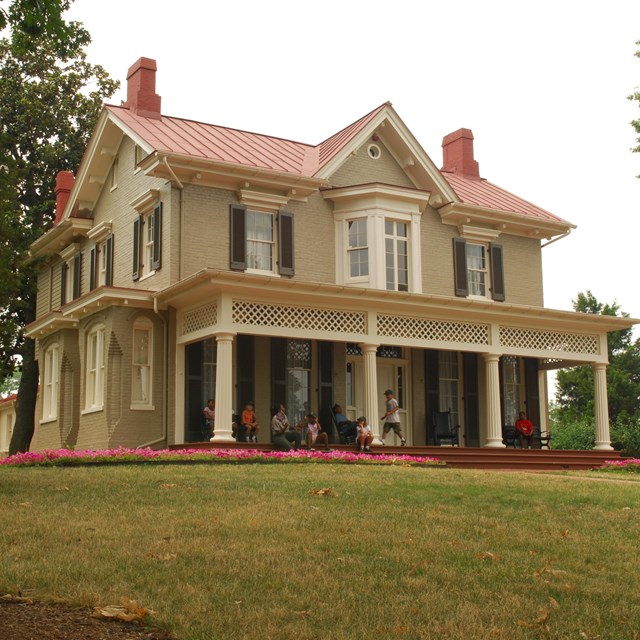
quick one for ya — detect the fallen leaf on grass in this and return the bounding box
[517,607,550,629]
[549,596,559,609]
[309,487,335,496]
[93,598,155,622]
[1,594,33,604]
[160,483,177,489]
[150,553,177,562]
[476,551,500,561]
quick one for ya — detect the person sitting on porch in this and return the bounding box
[332,404,357,442]
[241,402,260,443]
[515,411,535,449]
[202,399,215,440]
[271,404,302,451]
[297,413,330,451]
[356,416,373,452]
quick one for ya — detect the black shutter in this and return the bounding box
[105,234,114,286]
[452,237,468,297]
[424,349,440,445]
[489,243,505,302]
[229,204,247,270]
[60,262,67,305]
[524,358,540,428]
[72,253,82,299]
[152,203,162,271]
[462,353,479,447]
[89,246,97,291]
[132,216,141,281]
[278,211,294,277]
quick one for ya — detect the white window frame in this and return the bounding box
[327,185,427,293]
[142,210,155,279]
[110,156,118,191]
[503,355,523,426]
[465,242,489,299]
[347,218,369,282]
[438,351,461,428]
[84,324,105,413]
[41,344,59,422]
[384,219,409,292]
[131,318,153,409]
[246,210,275,274]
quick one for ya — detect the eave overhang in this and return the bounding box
[29,218,93,260]
[321,183,431,212]
[139,151,325,202]
[25,287,156,339]
[438,201,575,241]
[153,269,638,336]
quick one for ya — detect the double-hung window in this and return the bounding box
[385,220,408,292]
[85,325,105,411]
[230,204,294,276]
[132,202,162,281]
[132,319,153,407]
[348,219,368,278]
[42,344,59,421]
[453,238,505,301]
[60,249,82,305]
[89,234,114,290]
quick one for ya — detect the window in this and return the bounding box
[453,238,505,301]
[42,344,59,420]
[466,243,487,297]
[348,219,368,278]
[133,203,162,281]
[286,340,311,426]
[502,355,521,426]
[60,252,82,304]
[230,204,294,276]
[438,351,460,428]
[90,235,114,290]
[85,325,105,410]
[132,319,152,406]
[110,157,118,190]
[247,211,274,271]
[385,220,408,291]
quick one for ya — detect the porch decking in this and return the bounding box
[170,442,623,471]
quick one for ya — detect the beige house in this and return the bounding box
[26,57,635,452]
[0,394,16,457]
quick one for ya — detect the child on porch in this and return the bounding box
[241,402,260,443]
[356,416,373,452]
[515,410,535,449]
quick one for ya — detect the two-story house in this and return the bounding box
[26,57,635,452]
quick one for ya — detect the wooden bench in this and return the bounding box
[503,425,551,449]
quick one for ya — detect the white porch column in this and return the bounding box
[592,363,613,451]
[360,343,381,443]
[538,369,549,436]
[210,331,236,443]
[482,353,505,448]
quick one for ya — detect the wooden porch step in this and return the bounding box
[170,442,622,471]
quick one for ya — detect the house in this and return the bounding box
[0,394,16,457]
[25,57,636,452]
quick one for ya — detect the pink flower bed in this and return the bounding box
[0,447,443,468]
[598,458,640,473]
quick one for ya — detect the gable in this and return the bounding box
[328,140,415,189]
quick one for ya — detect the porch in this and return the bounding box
[169,441,623,471]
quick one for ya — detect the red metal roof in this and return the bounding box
[106,103,567,224]
[442,171,569,224]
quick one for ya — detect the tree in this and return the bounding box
[555,291,640,425]
[630,39,640,173]
[1,1,118,453]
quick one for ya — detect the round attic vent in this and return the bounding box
[367,144,381,160]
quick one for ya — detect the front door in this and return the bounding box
[348,354,411,444]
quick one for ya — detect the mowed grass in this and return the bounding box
[1,464,639,640]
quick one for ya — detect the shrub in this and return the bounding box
[610,417,640,457]
[549,416,595,450]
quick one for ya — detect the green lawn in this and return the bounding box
[1,464,639,639]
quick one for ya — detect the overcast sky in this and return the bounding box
[67,0,640,327]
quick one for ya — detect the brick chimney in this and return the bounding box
[54,170,74,225]
[441,128,480,179]
[122,57,161,119]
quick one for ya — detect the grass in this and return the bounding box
[1,464,639,639]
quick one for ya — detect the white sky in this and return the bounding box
[67,0,640,326]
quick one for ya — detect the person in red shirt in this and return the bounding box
[515,411,535,449]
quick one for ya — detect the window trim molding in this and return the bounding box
[84,323,106,412]
[131,317,153,408]
[42,343,59,421]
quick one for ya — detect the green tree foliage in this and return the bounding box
[630,40,640,172]
[555,291,640,426]
[1,1,118,453]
